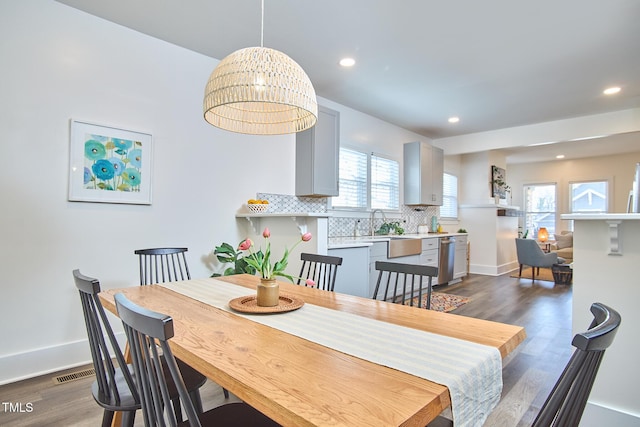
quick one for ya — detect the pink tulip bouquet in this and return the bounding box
[238,227,315,285]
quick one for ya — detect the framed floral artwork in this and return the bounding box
[68,120,153,205]
[491,165,508,199]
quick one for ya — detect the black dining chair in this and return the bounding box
[428,302,622,427]
[73,269,207,426]
[74,269,139,427]
[134,247,191,285]
[114,292,281,427]
[372,261,438,309]
[134,247,230,399]
[297,252,343,291]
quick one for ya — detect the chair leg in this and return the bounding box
[223,387,230,399]
[120,411,136,427]
[101,410,114,427]
[519,264,523,277]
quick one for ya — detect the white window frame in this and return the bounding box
[331,147,368,210]
[440,172,458,219]
[370,153,400,211]
[523,183,557,237]
[331,148,400,212]
[568,179,609,214]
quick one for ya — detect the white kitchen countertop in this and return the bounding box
[328,233,467,249]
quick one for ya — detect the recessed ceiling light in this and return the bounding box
[448,117,460,123]
[339,58,356,67]
[556,154,565,159]
[603,86,621,95]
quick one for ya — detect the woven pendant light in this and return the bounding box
[203,1,317,135]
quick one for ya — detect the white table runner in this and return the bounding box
[160,278,502,427]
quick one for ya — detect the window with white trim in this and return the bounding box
[332,148,368,209]
[371,154,399,210]
[524,183,556,237]
[441,173,458,219]
[332,148,400,211]
[569,180,608,213]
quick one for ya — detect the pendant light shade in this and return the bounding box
[203,46,318,135]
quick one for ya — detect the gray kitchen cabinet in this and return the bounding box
[453,234,468,279]
[328,246,370,297]
[295,105,339,197]
[370,241,421,300]
[368,242,388,299]
[419,237,439,267]
[403,141,444,205]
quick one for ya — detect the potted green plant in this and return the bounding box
[211,242,257,277]
[375,221,405,235]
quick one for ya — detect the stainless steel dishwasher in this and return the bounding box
[438,237,456,285]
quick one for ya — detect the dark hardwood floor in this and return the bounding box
[0,272,573,427]
[439,273,573,426]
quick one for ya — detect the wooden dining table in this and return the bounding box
[99,274,525,427]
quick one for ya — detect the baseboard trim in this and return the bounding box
[469,264,500,276]
[581,401,640,426]
[0,332,127,385]
[469,262,519,276]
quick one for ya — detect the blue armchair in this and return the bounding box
[515,238,565,280]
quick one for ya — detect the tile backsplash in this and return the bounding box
[255,193,439,237]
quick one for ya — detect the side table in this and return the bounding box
[552,263,573,285]
[537,241,551,253]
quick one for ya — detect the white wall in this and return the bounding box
[569,217,640,425]
[507,152,640,230]
[0,0,428,384]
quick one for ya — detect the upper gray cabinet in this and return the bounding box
[403,141,444,206]
[295,105,340,197]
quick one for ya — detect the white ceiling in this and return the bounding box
[55,0,640,161]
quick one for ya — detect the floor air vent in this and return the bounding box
[52,368,96,385]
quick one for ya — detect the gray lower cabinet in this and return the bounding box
[370,241,421,300]
[334,236,461,300]
[419,237,439,267]
[368,242,388,299]
[295,105,339,197]
[327,246,370,297]
[453,235,468,279]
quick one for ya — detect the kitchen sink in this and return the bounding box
[387,238,422,258]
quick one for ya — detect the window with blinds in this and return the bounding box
[371,154,399,210]
[441,173,458,218]
[524,183,556,236]
[332,148,368,209]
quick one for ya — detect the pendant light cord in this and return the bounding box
[260,0,264,47]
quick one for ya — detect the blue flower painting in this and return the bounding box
[83,133,143,192]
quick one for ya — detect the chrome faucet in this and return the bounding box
[370,209,387,236]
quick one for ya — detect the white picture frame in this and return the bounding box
[68,119,153,205]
